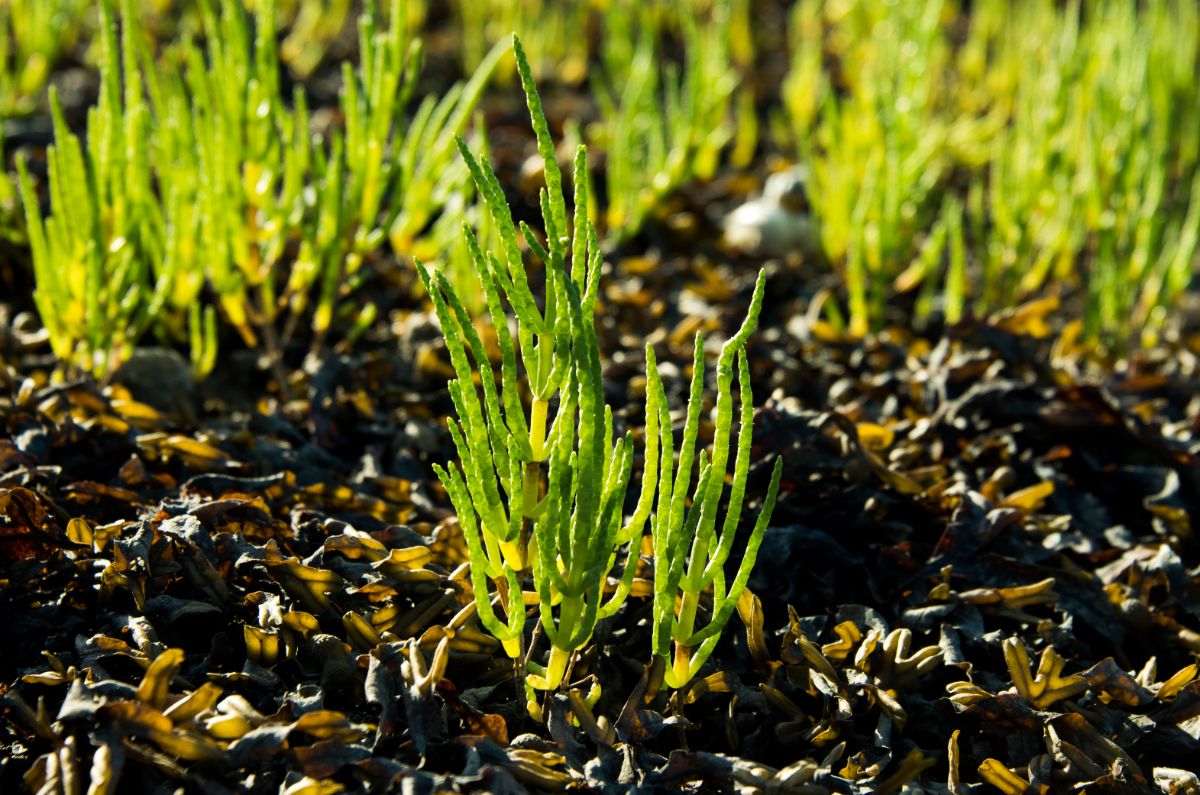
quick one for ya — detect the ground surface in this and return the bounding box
[4,5,1200,794]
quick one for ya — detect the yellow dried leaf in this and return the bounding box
[1158,664,1198,701]
[1002,481,1054,512]
[822,621,862,662]
[291,710,365,742]
[66,518,93,547]
[737,589,775,671]
[244,625,282,666]
[760,684,803,718]
[92,414,131,434]
[281,777,344,795]
[265,560,344,613]
[342,611,383,650]
[283,611,321,636]
[163,682,223,723]
[947,730,961,794]
[856,422,894,451]
[203,711,255,739]
[372,546,434,576]
[145,724,224,762]
[993,296,1059,338]
[946,680,991,707]
[875,748,934,794]
[109,399,163,427]
[161,435,229,466]
[87,735,121,795]
[136,649,185,710]
[959,578,1058,610]
[977,758,1031,795]
[1003,637,1087,710]
[91,521,125,552]
[323,534,388,562]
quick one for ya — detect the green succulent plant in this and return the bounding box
[420,35,781,709]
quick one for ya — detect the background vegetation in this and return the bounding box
[4,0,1197,375]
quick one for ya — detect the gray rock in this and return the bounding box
[111,346,196,418]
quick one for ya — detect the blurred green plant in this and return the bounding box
[593,0,742,242]
[17,0,170,376]
[278,0,355,77]
[419,120,501,317]
[453,0,591,84]
[966,0,1200,349]
[0,0,89,118]
[453,0,753,243]
[20,0,500,378]
[782,0,1200,348]
[783,0,957,336]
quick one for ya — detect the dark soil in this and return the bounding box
[4,6,1200,794]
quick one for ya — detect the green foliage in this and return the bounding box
[279,0,355,77]
[451,0,751,243]
[420,122,502,317]
[17,0,165,375]
[419,35,623,688]
[453,0,591,84]
[783,0,957,337]
[645,272,782,689]
[783,0,1200,347]
[966,0,1200,348]
[0,0,89,118]
[19,0,499,378]
[592,0,743,241]
[422,37,779,704]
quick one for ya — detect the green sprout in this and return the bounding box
[418,35,626,679]
[0,0,88,119]
[593,0,740,242]
[453,0,591,84]
[645,272,783,689]
[20,0,500,379]
[422,36,780,704]
[782,0,1200,347]
[16,0,170,377]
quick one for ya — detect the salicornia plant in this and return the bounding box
[20,0,501,379]
[645,273,783,689]
[592,0,741,242]
[16,0,177,377]
[0,0,88,118]
[422,35,780,704]
[781,0,1200,347]
[419,35,633,682]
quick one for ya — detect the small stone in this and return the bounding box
[112,346,195,418]
[722,166,819,257]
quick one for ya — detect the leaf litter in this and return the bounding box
[3,252,1200,794]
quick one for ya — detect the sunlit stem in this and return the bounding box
[482,520,526,573]
[493,575,523,658]
[499,539,525,571]
[667,590,700,688]
[481,527,504,578]
[529,395,549,461]
[528,595,581,691]
[685,536,709,592]
[524,397,549,522]
[675,590,699,642]
[667,642,693,689]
